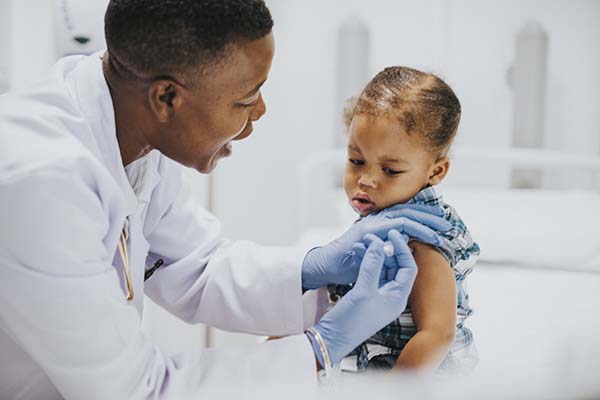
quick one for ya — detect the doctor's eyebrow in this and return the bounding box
[242,79,266,98]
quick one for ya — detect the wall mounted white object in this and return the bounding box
[54,0,107,58]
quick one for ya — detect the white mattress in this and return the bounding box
[466,264,600,388]
[409,263,600,399]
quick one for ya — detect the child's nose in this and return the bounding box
[358,173,376,188]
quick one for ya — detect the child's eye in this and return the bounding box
[382,167,403,176]
[349,158,364,166]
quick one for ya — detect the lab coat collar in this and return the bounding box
[67,52,138,216]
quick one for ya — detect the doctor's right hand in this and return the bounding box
[301,203,449,290]
[307,235,418,366]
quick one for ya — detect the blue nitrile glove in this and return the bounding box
[301,203,450,290]
[308,234,418,366]
[352,228,420,287]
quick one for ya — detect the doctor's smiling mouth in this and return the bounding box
[214,120,255,166]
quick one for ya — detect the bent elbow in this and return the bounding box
[428,326,455,346]
[442,329,456,345]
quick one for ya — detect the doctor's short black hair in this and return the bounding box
[104,0,273,79]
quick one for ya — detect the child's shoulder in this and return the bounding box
[409,186,480,268]
[409,186,468,230]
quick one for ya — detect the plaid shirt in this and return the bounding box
[329,186,480,372]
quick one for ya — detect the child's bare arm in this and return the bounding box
[393,241,457,371]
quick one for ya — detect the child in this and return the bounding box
[330,66,480,374]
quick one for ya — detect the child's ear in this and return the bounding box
[427,157,450,186]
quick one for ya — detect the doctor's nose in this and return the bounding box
[249,93,266,122]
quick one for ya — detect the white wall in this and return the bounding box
[7,0,57,90]
[0,0,12,92]
[213,0,600,246]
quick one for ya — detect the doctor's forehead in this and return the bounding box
[198,33,275,98]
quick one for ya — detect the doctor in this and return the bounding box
[0,1,451,399]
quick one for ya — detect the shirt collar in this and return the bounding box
[66,51,138,216]
[406,185,443,206]
[356,186,443,223]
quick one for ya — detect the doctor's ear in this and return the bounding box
[426,156,450,186]
[148,81,182,123]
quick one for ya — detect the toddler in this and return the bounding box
[330,66,480,374]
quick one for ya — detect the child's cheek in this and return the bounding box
[343,169,356,196]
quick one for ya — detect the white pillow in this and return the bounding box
[441,188,600,272]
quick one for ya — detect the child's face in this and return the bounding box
[344,114,446,216]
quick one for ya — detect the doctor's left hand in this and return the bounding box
[301,203,450,290]
[307,235,418,366]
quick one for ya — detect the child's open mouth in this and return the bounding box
[352,195,376,215]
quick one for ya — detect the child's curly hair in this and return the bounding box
[344,66,461,159]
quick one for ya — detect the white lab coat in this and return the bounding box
[0,53,320,399]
